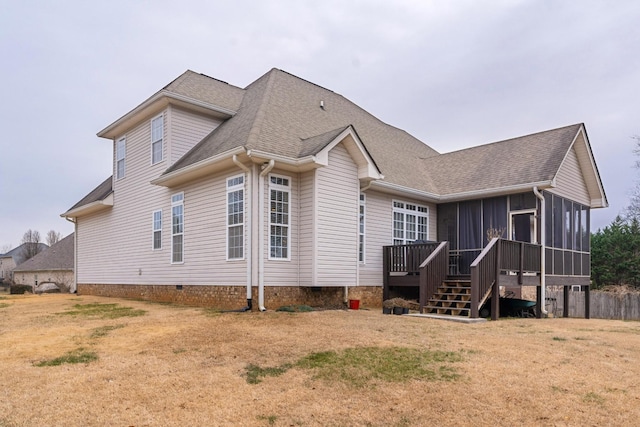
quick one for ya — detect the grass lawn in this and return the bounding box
[0,293,639,426]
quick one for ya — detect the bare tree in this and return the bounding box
[21,229,42,261]
[0,243,12,254]
[46,230,62,246]
[627,136,640,221]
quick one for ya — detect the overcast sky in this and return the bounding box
[1,0,638,249]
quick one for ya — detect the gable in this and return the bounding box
[548,145,590,205]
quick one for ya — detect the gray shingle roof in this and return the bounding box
[13,233,74,272]
[164,69,439,191]
[66,176,113,212]
[163,70,245,112]
[425,124,583,195]
[1,243,50,266]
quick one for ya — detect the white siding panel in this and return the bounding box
[550,146,590,206]
[358,191,437,286]
[298,170,314,286]
[169,106,221,164]
[315,144,359,287]
[263,168,300,286]
[78,109,246,286]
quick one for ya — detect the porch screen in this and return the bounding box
[459,200,481,250]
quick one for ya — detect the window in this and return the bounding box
[151,115,163,164]
[269,175,290,259]
[152,210,162,250]
[227,175,244,260]
[392,200,429,245]
[116,137,126,179]
[171,193,184,263]
[359,194,365,262]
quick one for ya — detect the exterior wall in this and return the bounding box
[168,106,221,164]
[298,170,315,286]
[360,191,438,286]
[79,108,245,286]
[13,270,73,292]
[315,143,359,287]
[262,167,300,286]
[548,146,590,206]
[78,283,383,309]
[0,257,16,281]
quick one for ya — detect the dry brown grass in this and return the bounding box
[1,293,639,426]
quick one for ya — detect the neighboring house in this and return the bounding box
[12,234,75,292]
[0,243,49,282]
[62,69,607,315]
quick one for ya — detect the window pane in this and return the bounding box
[172,235,183,263]
[553,196,563,249]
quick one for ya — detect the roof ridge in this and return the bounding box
[439,123,583,156]
[246,69,279,146]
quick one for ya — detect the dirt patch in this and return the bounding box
[1,294,639,426]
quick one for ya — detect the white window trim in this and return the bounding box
[226,174,245,261]
[268,173,291,261]
[171,192,184,264]
[152,209,162,250]
[116,137,126,180]
[151,114,163,165]
[359,193,366,263]
[392,199,429,245]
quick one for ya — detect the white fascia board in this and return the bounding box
[98,90,237,140]
[151,146,247,187]
[370,180,555,203]
[246,150,317,170]
[60,192,114,219]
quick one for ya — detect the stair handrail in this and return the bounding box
[419,241,449,313]
[469,237,500,318]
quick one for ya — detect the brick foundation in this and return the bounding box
[77,284,383,310]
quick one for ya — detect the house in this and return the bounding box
[61,68,607,316]
[12,233,75,292]
[0,243,49,283]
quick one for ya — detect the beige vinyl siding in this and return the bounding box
[169,106,222,165]
[298,170,314,286]
[13,270,73,289]
[549,146,590,206]
[263,168,299,286]
[315,143,359,287]
[358,191,437,286]
[79,112,246,286]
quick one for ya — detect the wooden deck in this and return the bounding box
[383,239,591,319]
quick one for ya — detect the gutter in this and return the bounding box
[533,186,548,316]
[233,155,253,312]
[258,159,275,311]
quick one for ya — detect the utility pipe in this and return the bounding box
[533,187,548,316]
[258,159,275,311]
[232,155,253,310]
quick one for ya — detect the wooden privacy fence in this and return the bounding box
[547,289,640,320]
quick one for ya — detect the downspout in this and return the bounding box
[64,216,77,294]
[533,187,548,316]
[232,154,253,312]
[258,159,275,311]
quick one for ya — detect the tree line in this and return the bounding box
[590,136,640,289]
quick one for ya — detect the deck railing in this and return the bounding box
[383,242,441,275]
[419,241,449,312]
[469,238,542,318]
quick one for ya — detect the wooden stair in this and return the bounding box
[423,277,472,317]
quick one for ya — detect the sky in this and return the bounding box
[1,0,639,249]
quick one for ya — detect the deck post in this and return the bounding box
[585,285,590,319]
[536,286,542,318]
[382,248,389,302]
[563,285,570,318]
[491,239,501,320]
